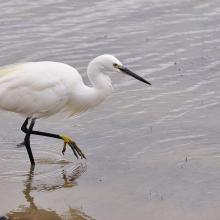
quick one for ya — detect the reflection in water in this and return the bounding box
[6,165,92,220]
[0,0,219,218]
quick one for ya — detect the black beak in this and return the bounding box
[118,66,151,85]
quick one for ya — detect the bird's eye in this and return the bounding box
[113,63,119,68]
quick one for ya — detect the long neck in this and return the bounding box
[68,61,113,115]
[87,60,113,94]
[71,61,113,112]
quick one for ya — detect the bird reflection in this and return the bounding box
[6,164,92,220]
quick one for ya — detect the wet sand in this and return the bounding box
[1,0,220,219]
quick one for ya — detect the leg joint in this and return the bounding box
[21,117,30,133]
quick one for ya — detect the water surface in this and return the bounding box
[0,0,220,219]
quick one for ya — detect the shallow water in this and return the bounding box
[0,0,220,219]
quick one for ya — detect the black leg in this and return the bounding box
[21,118,86,161]
[24,118,36,165]
[21,117,30,133]
[17,118,31,148]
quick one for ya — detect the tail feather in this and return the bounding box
[0,63,23,78]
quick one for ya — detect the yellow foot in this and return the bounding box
[59,134,86,159]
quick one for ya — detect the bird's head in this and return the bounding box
[91,54,151,86]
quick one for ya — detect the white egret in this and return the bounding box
[0,54,151,165]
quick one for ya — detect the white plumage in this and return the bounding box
[0,55,119,118]
[0,54,151,164]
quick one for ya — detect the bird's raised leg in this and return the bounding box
[21,119,86,159]
[23,118,36,165]
[59,134,85,159]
